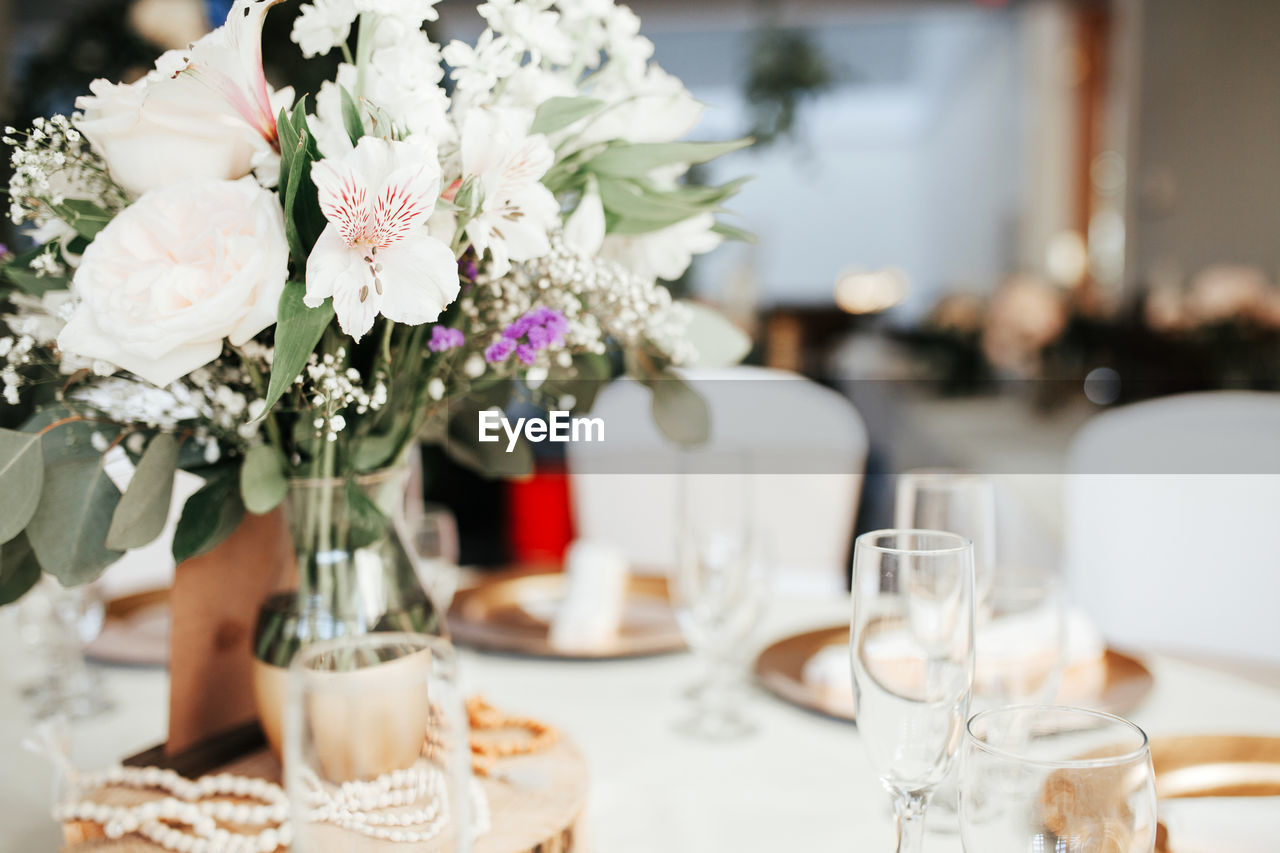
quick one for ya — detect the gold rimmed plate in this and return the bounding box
[447,572,685,659]
[754,625,1155,722]
[1152,735,1280,799]
[85,587,171,666]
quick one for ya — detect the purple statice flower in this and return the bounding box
[429,325,464,352]
[459,256,479,282]
[485,337,516,363]
[485,306,570,366]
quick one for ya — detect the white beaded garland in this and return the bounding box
[54,761,490,851]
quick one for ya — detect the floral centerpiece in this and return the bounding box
[0,0,750,686]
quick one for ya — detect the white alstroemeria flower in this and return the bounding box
[291,0,357,58]
[75,0,292,196]
[306,137,460,341]
[354,0,440,28]
[578,65,701,147]
[601,212,722,283]
[459,109,559,278]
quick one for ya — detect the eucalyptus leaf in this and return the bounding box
[586,138,752,178]
[531,96,605,134]
[539,353,613,414]
[0,532,41,605]
[597,177,703,228]
[0,428,44,543]
[338,86,365,145]
[240,443,288,515]
[27,452,123,586]
[712,222,757,244]
[649,373,711,446]
[106,433,178,550]
[261,281,334,416]
[679,301,752,368]
[345,477,388,551]
[172,467,245,565]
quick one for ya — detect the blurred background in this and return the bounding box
[4,0,1279,583]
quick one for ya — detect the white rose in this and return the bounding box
[58,178,289,387]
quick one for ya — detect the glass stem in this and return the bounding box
[892,791,929,853]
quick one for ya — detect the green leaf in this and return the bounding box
[261,281,334,416]
[664,176,751,208]
[351,411,413,472]
[106,433,178,550]
[50,199,113,240]
[530,96,605,135]
[240,443,287,515]
[0,428,44,543]
[711,221,757,244]
[648,373,711,446]
[585,138,752,178]
[338,86,365,145]
[26,452,123,585]
[1,245,69,296]
[680,301,752,368]
[539,353,613,415]
[345,477,388,550]
[0,532,41,605]
[277,100,327,262]
[597,177,703,229]
[172,467,245,564]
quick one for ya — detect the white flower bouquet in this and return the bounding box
[0,0,750,601]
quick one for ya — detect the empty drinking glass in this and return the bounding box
[850,529,975,853]
[895,470,997,603]
[670,463,770,740]
[17,576,111,720]
[286,633,477,852]
[959,705,1157,853]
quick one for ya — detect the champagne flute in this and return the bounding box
[850,529,975,853]
[959,705,1157,853]
[286,633,476,852]
[670,459,770,740]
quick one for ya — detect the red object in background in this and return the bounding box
[507,463,575,566]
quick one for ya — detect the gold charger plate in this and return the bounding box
[753,625,1155,722]
[1152,734,1280,799]
[448,572,685,658]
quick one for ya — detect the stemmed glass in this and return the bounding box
[959,705,1158,853]
[670,461,770,740]
[895,470,997,602]
[17,576,111,720]
[404,502,462,613]
[286,633,476,852]
[850,529,975,853]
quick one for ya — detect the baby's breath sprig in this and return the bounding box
[4,115,126,228]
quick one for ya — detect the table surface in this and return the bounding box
[4,594,1280,853]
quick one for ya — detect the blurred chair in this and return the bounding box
[1063,391,1280,667]
[567,366,867,595]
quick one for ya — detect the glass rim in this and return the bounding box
[966,703,1151,769]
[288,631,456,677]
[856,528,973,556]
[898,468,993,489]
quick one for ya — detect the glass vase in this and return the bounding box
[251,465,444,758]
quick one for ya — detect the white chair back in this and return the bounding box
[1063,391,1280,665]
[567,367,868,595]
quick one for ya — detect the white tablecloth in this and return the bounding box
[4,594,1280,853]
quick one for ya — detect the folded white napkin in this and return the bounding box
[547,540,629,653]
[1161,797,1280,853]
[801,609,1107,711]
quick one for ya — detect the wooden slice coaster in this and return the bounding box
[62,736,588,853]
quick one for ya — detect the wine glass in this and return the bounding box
[670,462,770,740]
[405,502,462,613]
[895,470,997,603]
[850,529,975,853]
[17,576,111,720]
[959,705,1158,853]
[286,633,477,852]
